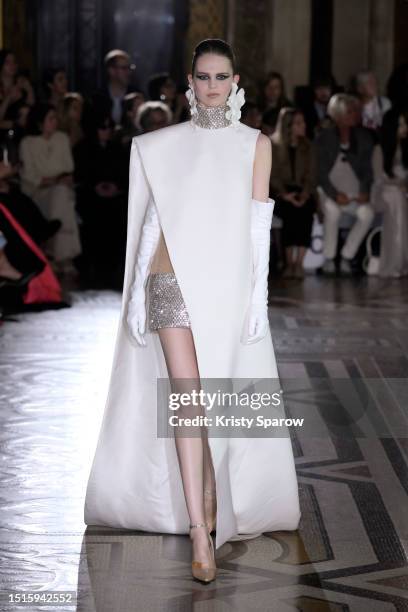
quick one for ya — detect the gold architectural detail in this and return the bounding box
[185,0,226,74]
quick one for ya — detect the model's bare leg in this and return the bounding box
[202,423,217,530]
[158,327,215,565]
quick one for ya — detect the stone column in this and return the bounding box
[265,0,312,99]
[185,0,225,75]
[332,0,371,88]
[368,0,395,93]
[332,0,394,93]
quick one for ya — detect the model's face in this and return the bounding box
[42,110,58,135]
[188,53,239,108]
[292,112,306,138]
[264,78,282,102]
[398,114,408,140]
[53,71,68,95]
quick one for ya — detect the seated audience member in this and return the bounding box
[136,101,172,134]
[0,208,44,287]
[0,205,63,310]
[12,102,30,149]
[92,50,136,127]
[270,108,316,279]
[148,72,190,124]
[257,71,292,131]
[371,110,408,277]
[59,92,84,149]
[19,103,81,273]
[354,70,391,133]
[115,91,145,147]
[0,159,37,286]
[43,68,68,115]
[0,244,25,286]
[0,160,61,245]
[0,161,63,308]
[74,113,128,287]
[300,74,335,139]
[241,101,262,129]
[0,49,35,131]
[316,93,375,275]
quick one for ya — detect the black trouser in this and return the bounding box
[274,196,316,248]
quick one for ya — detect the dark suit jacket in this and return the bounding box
[270,138,316,198]
[314,126,374,200]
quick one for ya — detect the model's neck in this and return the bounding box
[192,101,231,129]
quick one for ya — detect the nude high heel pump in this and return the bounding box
[189,522,217,583]
[204,488,217,533]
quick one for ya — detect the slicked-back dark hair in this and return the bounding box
[191,38,236,75]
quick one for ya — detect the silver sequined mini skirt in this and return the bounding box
[148,273,191,331]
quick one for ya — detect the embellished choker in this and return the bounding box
[192,102,231,129]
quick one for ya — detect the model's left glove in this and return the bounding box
[127,199,161,346]
[243,197,275,345]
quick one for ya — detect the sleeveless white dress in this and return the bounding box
[84,115,301,550]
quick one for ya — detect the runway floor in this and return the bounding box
[0,275,407,611]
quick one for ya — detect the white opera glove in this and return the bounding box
[127,199,161,346]
[243,197,275,345]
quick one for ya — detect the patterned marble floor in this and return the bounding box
[0,275,407,611]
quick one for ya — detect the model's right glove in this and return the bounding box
[243,197,275,345]
[127,199,161,346]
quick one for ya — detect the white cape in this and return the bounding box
[84,120,301,549]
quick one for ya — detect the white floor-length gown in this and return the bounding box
[84,116,301,550]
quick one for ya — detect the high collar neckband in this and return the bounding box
[192,101,231,129]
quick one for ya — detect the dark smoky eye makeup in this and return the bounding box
[196,73,231,80]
